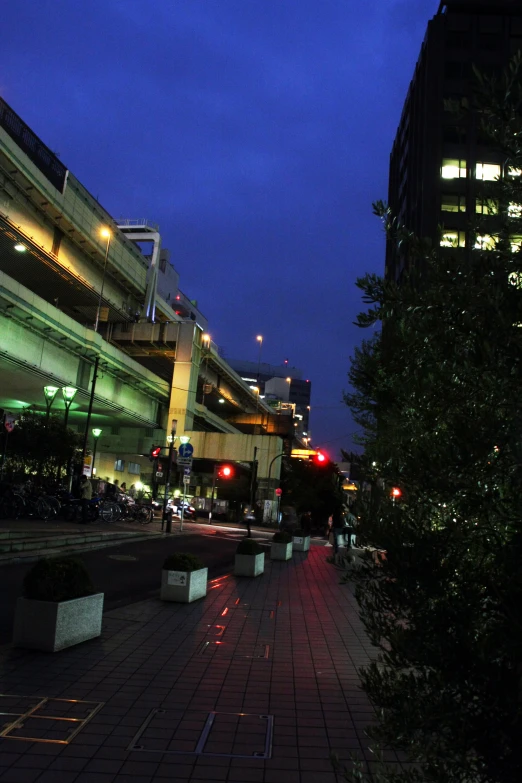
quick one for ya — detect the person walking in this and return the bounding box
[330,504,345,559]
[79,475,92,523]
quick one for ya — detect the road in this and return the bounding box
[0,526,252,644]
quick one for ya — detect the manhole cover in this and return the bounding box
[107,554,138,561]
[0,695,104,744]
[128,710,273,758]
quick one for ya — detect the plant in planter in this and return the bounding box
[291,527,311,552]
[234,538,265,577]
[13,557,104,652]
[161,552,208,603]
[271,530,293,561]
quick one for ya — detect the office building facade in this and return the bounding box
[386,0,522,282]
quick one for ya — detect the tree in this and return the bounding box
[3,408,80,482]
[282,456,343,530]
[342,57,522,783]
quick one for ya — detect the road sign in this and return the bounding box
[178,443,194,459]
[183,475,190,484]
[177,456,193,468]
[183,466,191,476]
[156,471,164,478]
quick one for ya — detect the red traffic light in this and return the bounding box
[309,450,328,465]
[150,445,161,460]
[391,487,402,498]
[217,464,234,479]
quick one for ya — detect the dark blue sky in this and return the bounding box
[1,0,438,456]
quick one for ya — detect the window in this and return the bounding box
[507,167,522,178]
[442,158,466,179]
[510,235,522,253]
[476,163,501,181]
[474,235,497,251]
[508,271,522,287]
[441,194,466,213]
[128,462,141,475]
[441,230,466,248]
[508,203,522,218]
[114,459,125,472]
[443,125,466,144]
[476,198,499,215]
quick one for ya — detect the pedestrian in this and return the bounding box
[330,504,345,559]
[120,482,127,494]
[79,475,92,523]
[128,483,136,498]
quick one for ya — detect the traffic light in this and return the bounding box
[310,450,328,466]
[217,464,234,479]
[149,445,161,462]
[391,487,402,499]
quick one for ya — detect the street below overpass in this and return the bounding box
[0,526,261,645]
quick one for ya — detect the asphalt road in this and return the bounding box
[0,528,248,644]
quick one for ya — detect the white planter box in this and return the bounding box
[13,593,104,652]
[292,535,311,552]
[160,567,208,603]
[234,552,265,577]
[270,542,292,561]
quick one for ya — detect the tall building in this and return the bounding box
[386,0,522,282]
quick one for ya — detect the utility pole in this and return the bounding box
[247,446,258,538]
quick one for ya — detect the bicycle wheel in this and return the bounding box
[36,498,53,520]
[99,501,120,523]
[137,506,153,525]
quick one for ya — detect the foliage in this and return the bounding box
[272,531,292,544]
[281,456,343,528]
[343,58,522,783]
[23,557,95,602]
[236,538,263,555]
[162,552,205,572]
[2,407,80,480]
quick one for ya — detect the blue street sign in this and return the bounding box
[178,443,194,459]
[183,466,191,476]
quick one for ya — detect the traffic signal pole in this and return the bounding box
[162,437,175,533]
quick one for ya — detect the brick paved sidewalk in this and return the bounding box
[0,546,383,783]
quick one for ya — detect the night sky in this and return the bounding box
[0,0,438,457]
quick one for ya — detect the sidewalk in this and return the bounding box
[0,546,388,783]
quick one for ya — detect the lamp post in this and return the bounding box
[94,228,111,333]
[162,419,178,534]
[91,428,102,477]
[255,335,263,435]
[43,385,59,423]
[56,386,77,482]
[201,333,211,406]
[61,386,77,429]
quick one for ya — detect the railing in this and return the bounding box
[0,97,68,193]
[116,218,159,231]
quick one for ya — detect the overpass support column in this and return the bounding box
[167,322,201,438]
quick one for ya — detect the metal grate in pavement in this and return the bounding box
[0,694,104,744]
[128,709,273,758]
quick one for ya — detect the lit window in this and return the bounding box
[508,271,522,287]
[114,459,125,472]
[474,234,497,250]
[508,167,522,177]
[476,163,501,181]
[508,203,522,218]
[442,158,466,179]
[128,462,141,475]
[441,194,466,212]
[510,235,522,253]
[476,198,499,215]
[441,230,466,248]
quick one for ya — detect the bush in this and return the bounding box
[163,553,204,572]
[23,557,95,602]
[236,538,263,555]
[272,531,292,544]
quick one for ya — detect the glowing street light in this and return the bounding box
[61,386,78,428]
[43,385,59,422]
[91,428,102,476]
[94,227,112,333]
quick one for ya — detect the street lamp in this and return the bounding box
[201,333,211,406]
[256,335,263,380]
[61,386,77,429]
[91,428,102,476]
[43,385,59,422]
[94,227,112,333]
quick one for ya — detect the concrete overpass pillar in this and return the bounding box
[167,322,201,438]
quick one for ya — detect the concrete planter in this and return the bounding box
[292,535,311,552]
[160,567,208,603]
[234,552,265,577]
[270,542,292,561]
[13,593,104,652]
